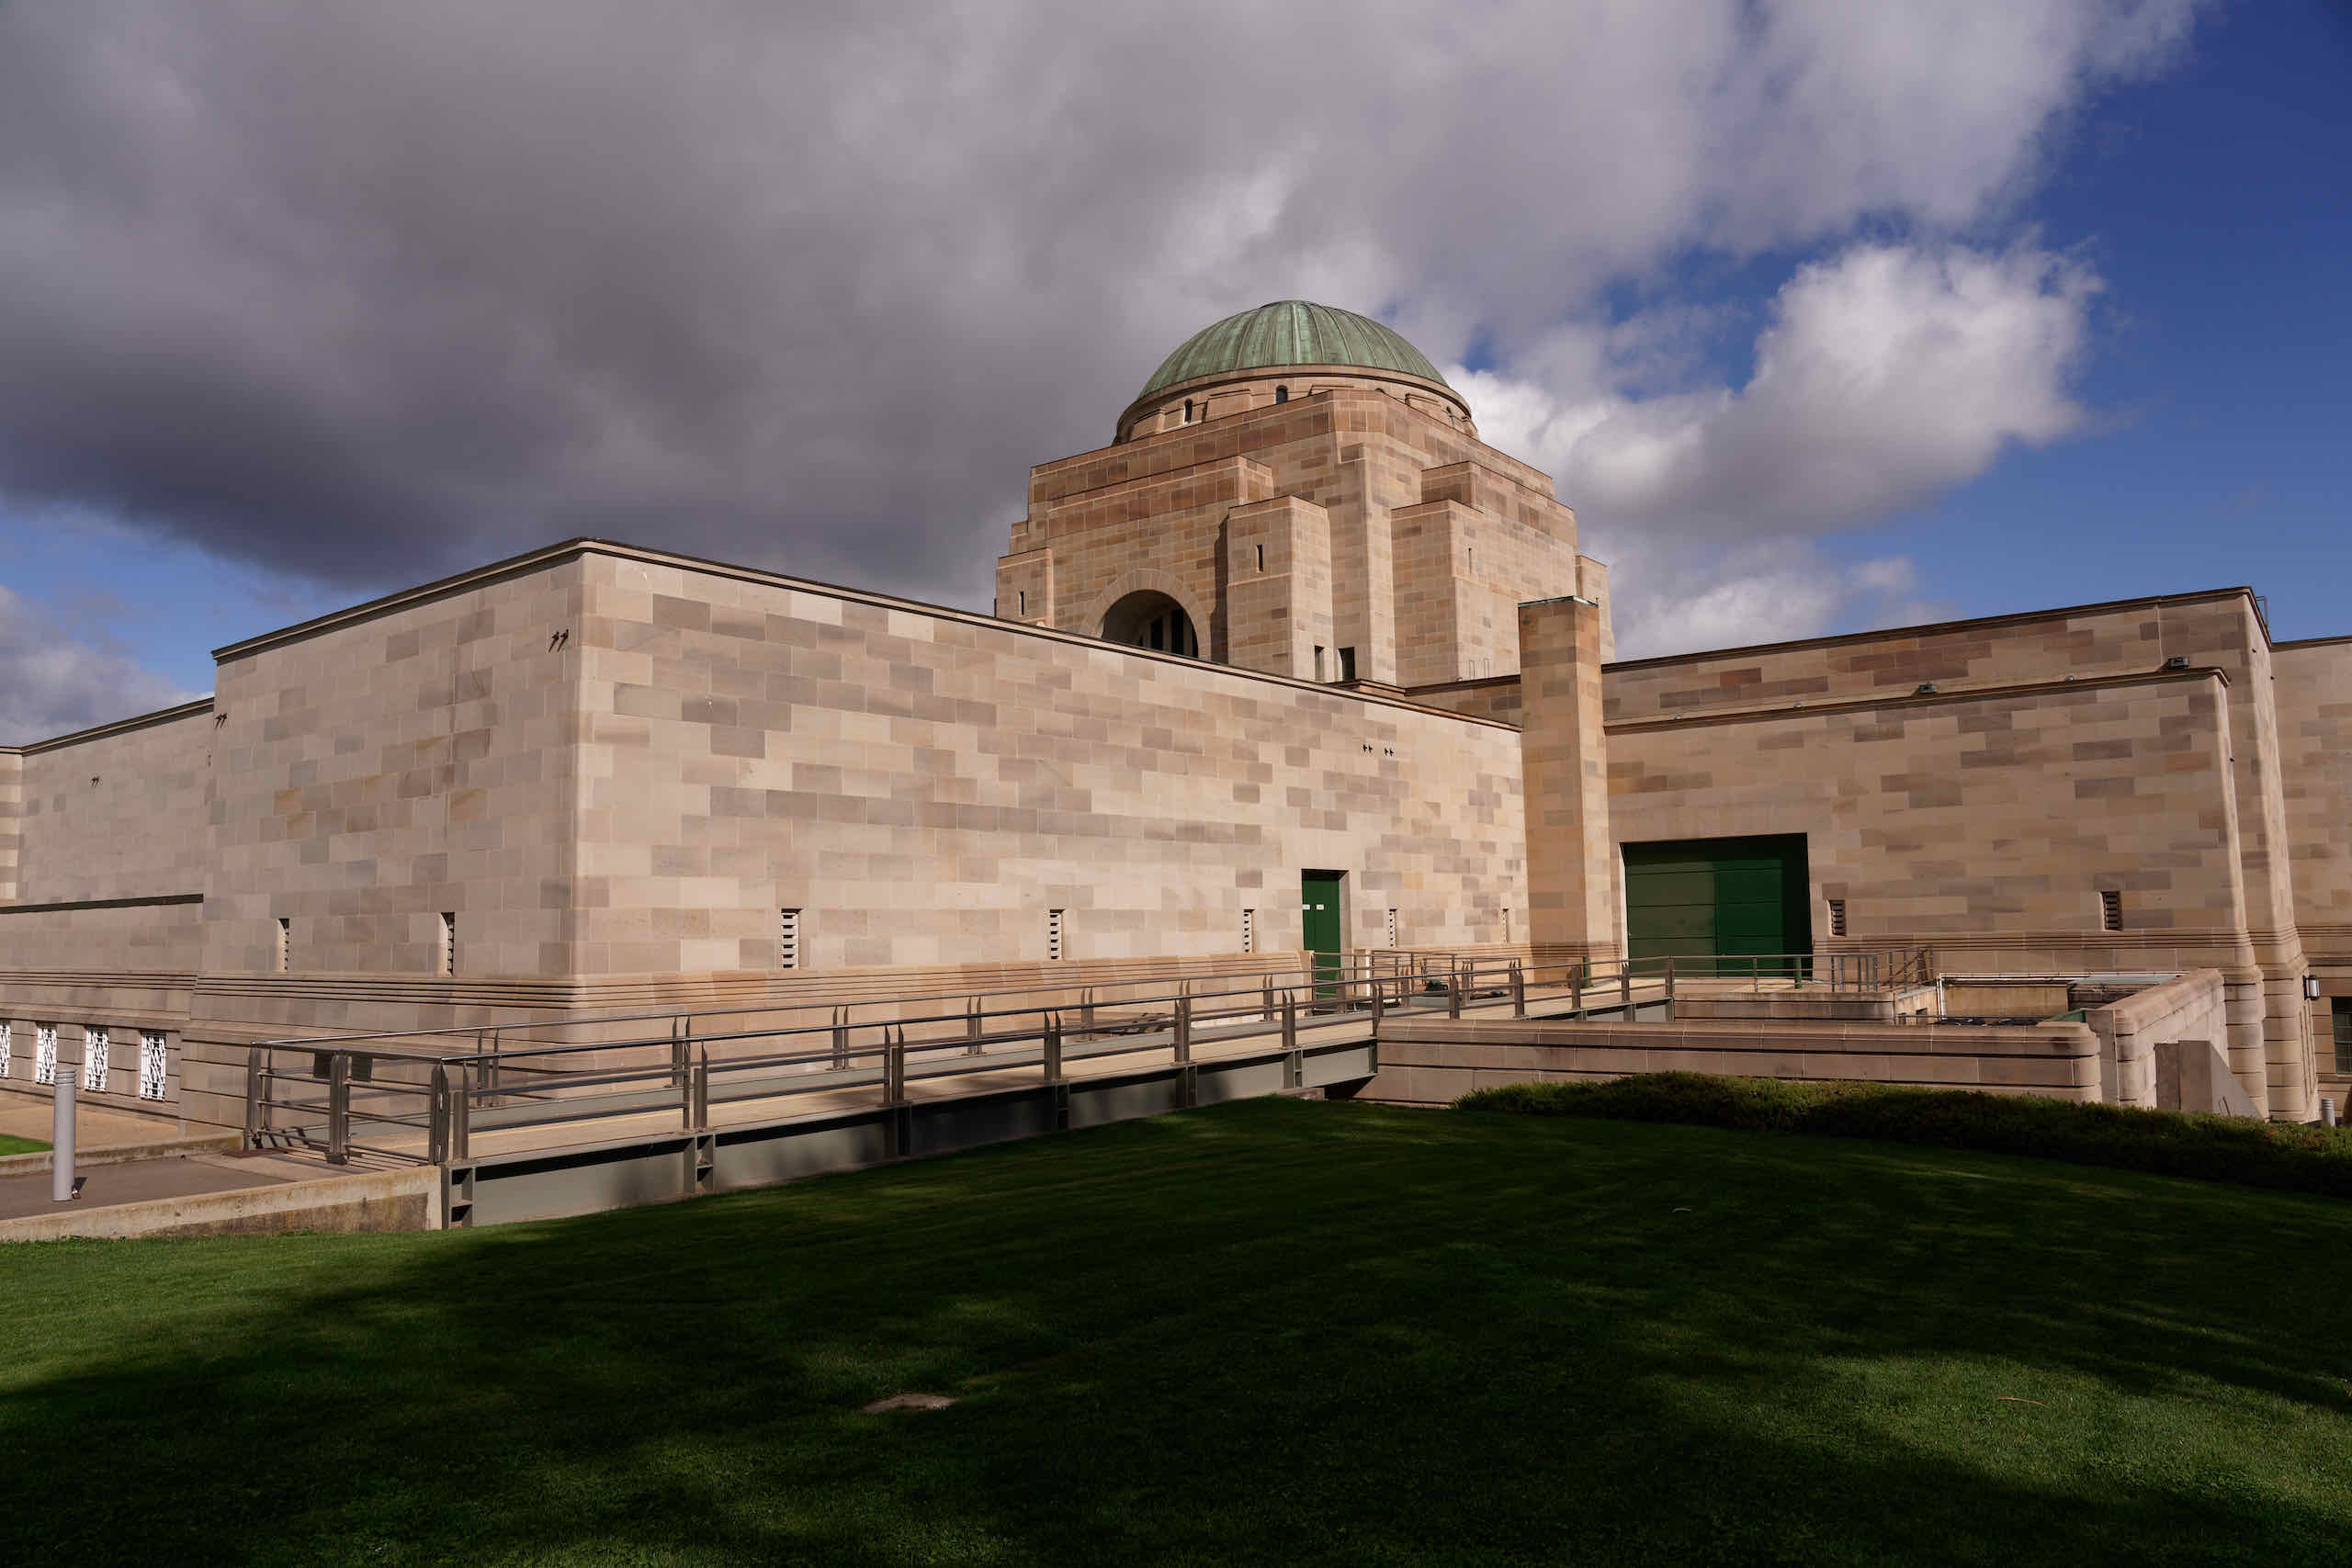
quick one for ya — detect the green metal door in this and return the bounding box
[1623,836,1811,978]
[1301,871,1344,997]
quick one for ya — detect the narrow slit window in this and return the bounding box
[1047,908,1066,962]
[1337,647,1357,682]
[1827,899,1848,938]
[1385,908,1399,948]
[1274,385,1289,403]
[1503,908,1511,943]
[2099,890,2122,932]
[0,1021,11,1079]
[139,1032,168,1101]
[779,908,801,970]
[437,912,457,976]
[1313,645,1327,682]
[1255,544,1264,573]
[1241,908,1255,954]
[1017,590,1026,615]
[1183,398,1193,423]
[276,917,291,974]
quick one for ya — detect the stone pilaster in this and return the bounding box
[1518,595,1617,965]
[0,747,20,904]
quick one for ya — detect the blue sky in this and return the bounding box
[0,1,2346,736]
[1847,0,2350,642]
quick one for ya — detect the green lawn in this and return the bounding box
[4,1099,2348,1567]
[0,1133,48,1156]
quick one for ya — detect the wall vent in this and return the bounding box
[2100,890,2122,932]
[277,917,291,974]
[1241,908,1255,954]
[1827,899,1848,938]
[1385,908,1399,948]
[139,1032,168,1101]
[437,912,457,976]
[1047,908,1066,962]
[779,908,801,970]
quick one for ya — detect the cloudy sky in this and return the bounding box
[1,1,2346,740]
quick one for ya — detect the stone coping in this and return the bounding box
[0,1165,438,1243]
[0,1133,241,1179]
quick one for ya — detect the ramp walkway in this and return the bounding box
[219,952,1926,1227]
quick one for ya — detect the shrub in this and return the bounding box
[1455,1073,2352,1200]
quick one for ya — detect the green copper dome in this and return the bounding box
[1137,301,1450,400]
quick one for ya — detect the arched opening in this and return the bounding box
[1182,398,1193,423]
[1274,384,1289,403]
[1102,591,1199,659]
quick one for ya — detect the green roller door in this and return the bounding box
[1623,836,1811,977]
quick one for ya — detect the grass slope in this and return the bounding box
[3,1099,2348,1567]
[0,1133,47,1156]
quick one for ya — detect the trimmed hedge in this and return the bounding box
[1455,1073,2352,1199]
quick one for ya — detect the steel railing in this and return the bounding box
[240,948,1929,1166]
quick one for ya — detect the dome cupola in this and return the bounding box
[1118,300,1471,442]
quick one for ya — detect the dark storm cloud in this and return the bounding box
[0,1,2201,620]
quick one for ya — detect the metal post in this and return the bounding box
[326,1052,350,1165]
[51,1075,76,1202]
[1571,964,1583,1015]
[1043,1011,1063,1085]
[451,1066,472,1160]
[1623,962,1635,1022]
[671,1017,687,1088]
[691,1046,710,1132]
[831,1006,849,1069]
[1281,993,1297,1053]
[884,1026,906,1105]
[1173,996,1192,1064]
[1665,954,1676,1017]
[1080,987,1097,1033]
[1372,975,1385,1022]
[1447,968,1463,1020]
[1262,976,1275,1021]
[1510,961,1526,1019]
[429,1064,450,1163]
[967,996,984,1055]
[244,1045,266,1145]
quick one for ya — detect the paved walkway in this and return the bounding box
[0,1149,328,1221]
[0,1089,184,1150]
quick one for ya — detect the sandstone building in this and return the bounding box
[2,301,2346,1127]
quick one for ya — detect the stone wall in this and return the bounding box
[1600,591,2319,1119]
[9,703,213,905]
[199,554,585,983]
[571,547,1530,976]
[2078,968,2231,1109]
[1365,1015,2102,1107]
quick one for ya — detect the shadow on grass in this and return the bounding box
[3,1099,2349,1566]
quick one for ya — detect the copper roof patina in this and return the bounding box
[1136,300,1450,400]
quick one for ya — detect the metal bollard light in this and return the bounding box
[51,1076,77,1202]
[2323,1097,2339,1128]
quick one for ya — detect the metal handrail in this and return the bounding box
[240,948,1930,1167]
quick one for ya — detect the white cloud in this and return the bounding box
[1463,241,2099,658]
[0,1,2206,606]
[0,585,197,744]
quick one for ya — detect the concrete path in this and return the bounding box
[0,1089,183,1150]
[0,1149,322,1221]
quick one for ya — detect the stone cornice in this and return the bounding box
[1604,586,2267,672]
[1604,665,2230,735]
[5,697,215,757]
